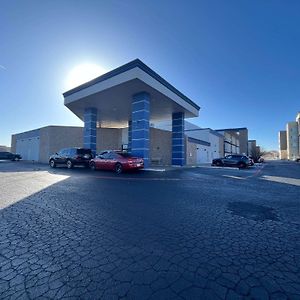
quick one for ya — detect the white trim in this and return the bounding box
[132,109,150,114]
[132,99,150,105]
[132,138,150,141]
[64,66,198,117]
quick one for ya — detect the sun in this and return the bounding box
[65,63,106,91]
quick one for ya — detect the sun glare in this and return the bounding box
[65,63,106,91]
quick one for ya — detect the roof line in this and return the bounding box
[187,137,211,146]
[215,127,248,131]
[63,59,200,111]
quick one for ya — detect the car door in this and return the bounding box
[97,152,109,169]
[106,152,117,170]
[55,149,65,164]
[223,155,233,166]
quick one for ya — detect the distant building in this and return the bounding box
[152,120,224,164]
[280,112,300,160]
[286,121,299,160]
[278,131,287,159]
[0,145,11,152]
[297,112,300,156]
[248,140,257,157]
[216,127,248,155]
[184,126,224,164]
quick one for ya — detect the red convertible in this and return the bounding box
[89,150,144,174]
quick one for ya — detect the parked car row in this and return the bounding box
[49,147,144,174]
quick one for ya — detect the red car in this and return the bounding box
[89,150,144,174]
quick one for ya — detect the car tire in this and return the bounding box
[66,160,73,169]
[90,162,96,171]
[115,163,123,174]
[238,162,246,169]
[216,161,222,167]
[49,159,56,168]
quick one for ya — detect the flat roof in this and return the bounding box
[63,59,200,127]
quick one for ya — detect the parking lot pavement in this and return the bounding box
[0,160,299,299]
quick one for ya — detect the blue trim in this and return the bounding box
[63,59,200,111]
[187,137,211,146]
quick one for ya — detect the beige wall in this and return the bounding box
[186,141,197,165]
[40,126,83,163]
[0,145,11,152]
[149,128,172,165]
[97,128,122,152]
[12,126,176,165]
[286,121,299,160]
[11,135,16,153]
[279,150,288,160]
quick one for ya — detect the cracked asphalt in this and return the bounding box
[0,160,299,299]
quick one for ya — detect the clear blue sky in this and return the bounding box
[1,0,299,150]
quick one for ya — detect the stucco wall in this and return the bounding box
[97,128,122,152]
[11,135,16,153]
[186,141,197,165]
[149,128,172,165]
[39,126,83,163]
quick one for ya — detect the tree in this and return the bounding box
[250,146,266,162]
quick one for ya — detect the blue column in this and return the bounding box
[131,92,150,168]
[172,112,185,166]
[83,107,97,155]
[128,120,132,153]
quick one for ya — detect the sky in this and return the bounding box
[1,0,300,151]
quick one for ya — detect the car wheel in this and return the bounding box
[115,163,123,174]
[49,159,56,168]
[238,162,246,169]
[90,162,96,171]
[66,160,73,169]
[216,161,222,167]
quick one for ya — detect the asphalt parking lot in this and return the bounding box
[0,160,299,299]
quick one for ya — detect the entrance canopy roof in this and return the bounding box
[63,59,200,128]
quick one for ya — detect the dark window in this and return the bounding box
[118,152,133,158]
[77,148,91,155]
[98,152,110,159]
[107,152,118,159]
[69,148,76,155]
[58,150,64,156]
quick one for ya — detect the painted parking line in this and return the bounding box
[245,164,265,178]
[221,164,265,180]
[261,175,300,187]
[222,175,245,180]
